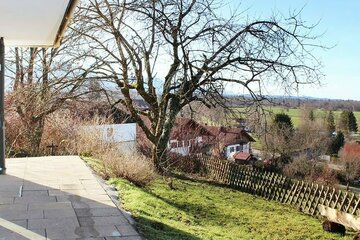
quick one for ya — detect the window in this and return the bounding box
[230,146,235,153]
[236,145,243,152]
[107,127,114,138]
[170,141,177,148]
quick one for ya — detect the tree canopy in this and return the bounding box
[338,110,358,133]
[326,110,336,134]
[273,113,294,131]
[69,0,324,171]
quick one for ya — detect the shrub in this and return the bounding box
[40,111,80,155]
[167,153,202,174]
[75,119,156,186]
[5,109,30,157]
[283,156,338,186]
[283,156,313,179]
[338,148,360,184]
[100,150,156,187]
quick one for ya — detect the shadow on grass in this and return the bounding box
[170,172,236,190]
[134,215,201,240]
[137,176,248,229]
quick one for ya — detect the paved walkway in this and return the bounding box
[0,156,142,240]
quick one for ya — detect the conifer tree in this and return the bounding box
[338,110,350,132]
[338,110,358,133]
[348,111,358,132]
[328,131,345,155]
[326,110,336,133]
[309,109,315,121]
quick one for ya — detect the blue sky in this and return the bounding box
[225,0,360,100]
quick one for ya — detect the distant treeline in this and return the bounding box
[226,95,360,111]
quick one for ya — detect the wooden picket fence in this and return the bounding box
[199,157,360,216]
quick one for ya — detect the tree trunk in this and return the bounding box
[151,97,181,173]
[23,117,45,156]
[151,126,174,173]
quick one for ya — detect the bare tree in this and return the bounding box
[75,0,323,171]
[297,106,330,156]
[5,32,100,155]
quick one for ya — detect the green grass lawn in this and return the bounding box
[109,177,354,240]
[233,106,360,129]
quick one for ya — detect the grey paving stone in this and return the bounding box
[46,225,121,239]
[115,224,139,237]
[22,190,49,197]
[44,208,77,219]
[22,183,48,191]
[60,184,85,190]
[78,216,127,227]
[28,202,73,210]
[0,191,20,198]
[75,238,106,240]
[75,208,122,217]
[0,157,141,239]
[28,217,79,229]
[9,220,27,229]
[105,237,142,240]
[56,194,111,203]
[0,226,45,240]
[14,196,56,204]
[0,204,27,211]
[60,238,105,240]
[0,209,43,220]
[0,196,14,204]
[72,200,116,209]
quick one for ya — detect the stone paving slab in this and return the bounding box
[0,156,142,240]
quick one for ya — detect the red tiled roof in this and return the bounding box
[136,117,213,141]
[171,118,213,139]
[205,126,255,146]
[343,143,360,156]
[233,152,252,161]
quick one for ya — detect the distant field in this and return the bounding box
[233,106,360,128]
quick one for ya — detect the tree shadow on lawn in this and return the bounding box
[134,215,201,240]
[138,174,356,240]
[139,178,252,230]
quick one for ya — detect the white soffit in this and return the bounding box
[0,0,78,47]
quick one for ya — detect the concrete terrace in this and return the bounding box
[0,156,142,240]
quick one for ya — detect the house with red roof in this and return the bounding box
[204,126,256,159]
[137,117,256,164]
[168,118,213,156]
[136,117,213,156]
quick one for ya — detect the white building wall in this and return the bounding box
[80,123,137,153]
[170,147,189,156]
[225,143,251,158]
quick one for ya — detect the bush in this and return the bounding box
[40,111,80,155]
[167,153,202,174]
[100,150,156,187]
[338,148,360,184]
[75,119,156,186]
[283,156,313,179]
[283,156,338,186]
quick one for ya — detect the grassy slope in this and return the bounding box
[109,177,354,240]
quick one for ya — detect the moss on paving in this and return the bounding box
[109,177,354,240]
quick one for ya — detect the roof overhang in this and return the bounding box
[0,0,79,48]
